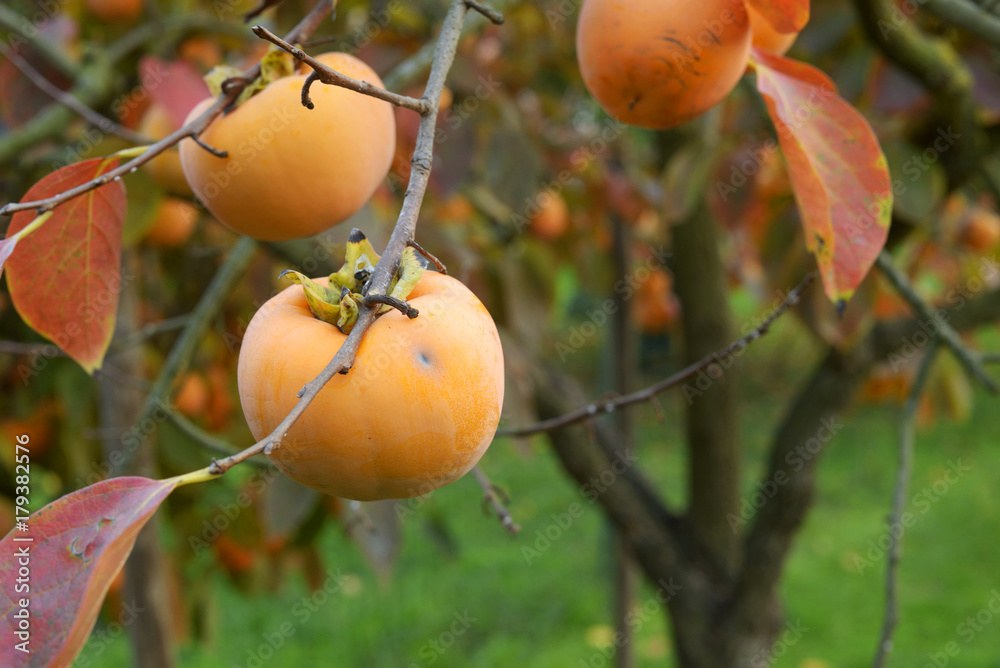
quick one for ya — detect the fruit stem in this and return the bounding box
[167,466,220,487]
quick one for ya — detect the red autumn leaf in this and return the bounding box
[751,48,893,307]
[0,477,178,668]
[4,158,128,373]
[138,56,210,129]
[748,0,810,34]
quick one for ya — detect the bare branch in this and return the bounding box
[472,466,520,535]
[250,25,430,113]
[166,410,270,468]
[363,294,419,319]
[464,0,505,24]
[408,238,448,274]
[244,0,287,21]
[0,42,149,144]
[872,339,939,668]
[497,273,816,438]
[921,0,1000,48]
[876,251,998,392]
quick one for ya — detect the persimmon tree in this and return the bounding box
[1,0,999,667]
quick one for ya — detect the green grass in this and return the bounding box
[79,317,1000,667]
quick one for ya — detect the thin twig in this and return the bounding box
[0,6,79,78]
[872,339,940,668]
[166,410,270,468]
[363,294,419,318]
[113,237,259,475]
[108,314,192,352]
[0,43,150,144]
[250,25,430,113]
[408,239,448,274]
[497,272,816,438]
[876,251,998,393]
[244,0,286,21]
[0,315,190,359]
[922,0,1000,48]
[464,0,505,23]
[0,0,334,218]
[472,466,520,535]
[209,0,486,475]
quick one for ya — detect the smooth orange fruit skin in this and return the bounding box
[238,272,505,500]
[576,0,752,129]
[139,104,193,197]
[179,53,395,241]
[747,4,798,56]
[145,197,199,247]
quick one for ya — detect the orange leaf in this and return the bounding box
[0,477,178,668]
[752,48,893,307]
[748,0,810,34]
[4,159,127,373]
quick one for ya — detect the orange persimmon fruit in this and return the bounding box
[237,271,504,501]
[529,192,570,241]
[145,198,199,247]
[179,52,395,241]
[576,0,752,129]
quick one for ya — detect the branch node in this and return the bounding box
[408,239,448,274]
[192,134,228,158]
[464,0,505,23]
[302,70,321,109]
[364,294,419,318]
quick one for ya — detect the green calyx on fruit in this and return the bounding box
[204,47,296,107]
[279,228,426,334]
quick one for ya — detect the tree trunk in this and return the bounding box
[671,203,742,575]
[98,250,175,668]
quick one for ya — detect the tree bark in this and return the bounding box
[671,203,742,576]
[98,250,175,668]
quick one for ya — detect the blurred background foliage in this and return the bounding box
[1,0,1000,665]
